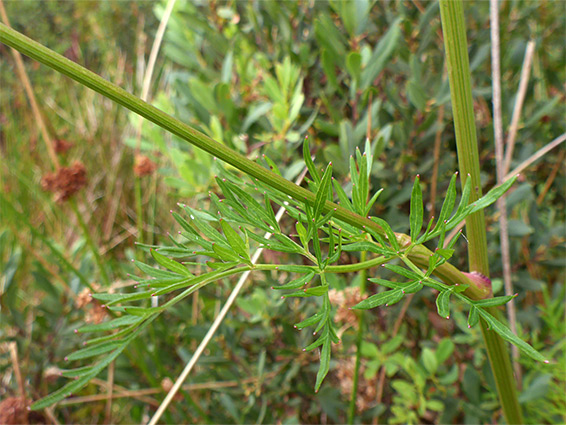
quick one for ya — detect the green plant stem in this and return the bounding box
[439,1,522,423]
[0,22,489,299]
[134,177,144,258]
[69,199,110,286]
[348,251,367,424]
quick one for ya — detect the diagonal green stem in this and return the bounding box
[439,1,522,422]
[0,23,489,298]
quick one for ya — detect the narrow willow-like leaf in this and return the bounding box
[417,215,436,244]
[472,294,516,308]
[315,208,337,228]
[295,312,323,330]
[365,188,384,216]
[303,335,326,351]
[209,193,250,226]
[437,220,447,252]
[436,291,451,319]
[215,177,243,207]
[452,176,472,222]
[133,276,189,289]
[220,219,250,262]
[66,341,122,361]
[150,249,192,277]
[465,175,518,215]
[272,272,316,290]
[452,283,469,293]
[350,155,359,189]
[59,366,93,378]
[368,278,407,290]
[352,289,404,309]
[120,306,164,316]
[370,217,399,251]
[206,261,239,271]
[78,316,142,333]
[314,337,331,393]
[134,261,181,279]
[364,226,391,252]
[303,136,321,185]
[437,173,458,226]
[436,248,454,260]
[446,229,463,250]
[263,194,281,233]
[468,306,479,328]
[247,232,301,254]
[92,291,152,305]
[283,285,328,298]
[421,277,446,292]
[305,286,329,296]
[409,175,423,242]
[262,154,282,176]
[342,241,393,256]
[224,182,275,228]
[179,231,214,251]
[477,309,547,363]
[314,163,333,220]
[171,211,198,236]
[333,179,354,212]
[31,353,117,410]
[383,264,422,281]
[212,243,241,262]
[83,324,138,346]
[356,151,368,215]
[402,281,423,294]
[326,230,342,264]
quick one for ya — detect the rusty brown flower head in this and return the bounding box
[41,161,87,202]
[53,138,73,154]
[133,154,157,177]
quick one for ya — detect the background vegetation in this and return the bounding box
[1,0,564,423]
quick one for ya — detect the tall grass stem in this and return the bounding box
[439,0,522,422]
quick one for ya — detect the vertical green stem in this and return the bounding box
[348,251,367,424]
[439,1,522,423]
[70,199,110,286]
[134,176,144,255]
